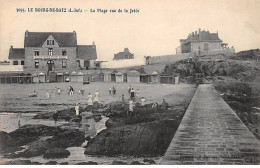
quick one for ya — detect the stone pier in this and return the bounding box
[160,84,260,165]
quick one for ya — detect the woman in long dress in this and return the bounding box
[94,90,99,103]
[88,93,93,105]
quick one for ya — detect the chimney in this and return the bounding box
[92,41,95,48]
[195,31,197,35]
[192,32,194,36]
[73,31,76,37]
[10,45,13,52]
[198,28,201,40]
[25,30,28,37]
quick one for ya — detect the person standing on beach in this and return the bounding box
[128,85,132,94]
[112,86,116,96]
[129,100,134,116]
[94,90,99,103]
[130,88,135,100]
[109,88,112,96]
[75,103,80,116]
[69,86,74,95]
[88,93,93,105]
[46,90,50,99]
[57,88,61,95]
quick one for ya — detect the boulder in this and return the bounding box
[43,148,70,159]
[76,161,98,165]
[7,159,32,165]
[112,161,128,165]
[0,131,16,150]
[143,158,156,164]
[44,161,57,165]
[8,125,62,146]
[22,140,50,158]
[60,162,69,165]
[130,161,145,165]
[85,136,92,141]
[92,114,102,122]
[70,115,82,122]
[46,129,85,148]
[30,162,42,165]
[84,119,177,156]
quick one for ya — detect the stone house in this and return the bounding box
[8,30,97,82]
[178,29,234,55]
[113,48,134,60]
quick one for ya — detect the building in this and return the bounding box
[8,30,97,82]
[113,48,134,60]
[177,29,235,55]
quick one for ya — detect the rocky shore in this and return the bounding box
[84,101,192,157]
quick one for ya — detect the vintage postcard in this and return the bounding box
[0,0,259,165]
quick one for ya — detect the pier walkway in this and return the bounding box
[160,84,260,164]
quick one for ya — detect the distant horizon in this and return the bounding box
[1,0,260,61]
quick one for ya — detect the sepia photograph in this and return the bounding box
[0,0,259,165]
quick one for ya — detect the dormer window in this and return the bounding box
[47,40,54,45]
[48,48,53,56]
[34,50,39,56]
[62,49,67,56]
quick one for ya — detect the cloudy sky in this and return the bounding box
[0,0,260,61]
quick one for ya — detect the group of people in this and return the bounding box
[87,90,99,105]
[109,86,117,96]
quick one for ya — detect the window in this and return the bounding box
[48,48,53,56]
[21,61,24,65]
[34,50,39,56]
[62,60,67,68]
[35,62,39,69]
[47,40,54,45]
[62,49,67,56]
[13,61,18,65]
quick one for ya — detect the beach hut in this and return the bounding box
[64,72,70,82]
[99,72,104,82]
[175,75,180,84]
[110,70,117,82]
[77,72,84,82]
[103,71,112,82]
[70,71,77,82]
[57,73,63,83]
[38,72,45,83]
[160,72,174,84]
[148,70,160,83]
[127,70,140,83]
[115,72,123,83]
[139,68,148,83]
[32,73,38,83]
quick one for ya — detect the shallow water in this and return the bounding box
[0,112,161,164]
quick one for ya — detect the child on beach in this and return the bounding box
[46,90,50,99]
[88,93,93,105]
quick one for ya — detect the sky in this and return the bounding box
[0,0,260,61]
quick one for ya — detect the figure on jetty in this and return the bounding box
[17,112,21,128]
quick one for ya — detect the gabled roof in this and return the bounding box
[24,31,77,47]
[182,30,222,44]
[8,48,25,59]
[77,45,97,60]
